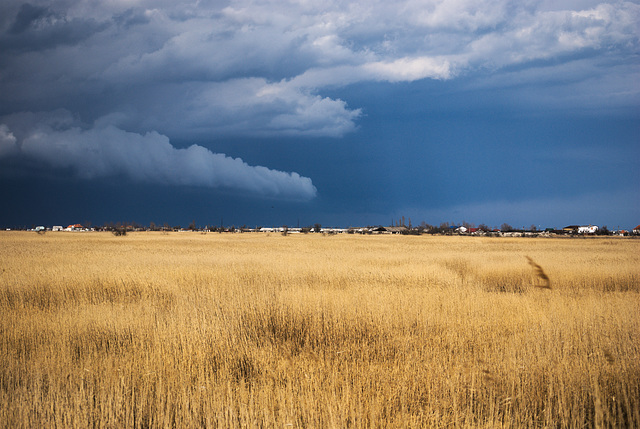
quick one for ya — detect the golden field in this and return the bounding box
[0,231,638,428]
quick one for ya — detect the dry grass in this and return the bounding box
[1,232,638,427]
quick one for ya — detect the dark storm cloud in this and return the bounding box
[0,0,638,209]
[113,8,152,29]
[2,0,635,137]
[9,3,49,34]
[1,3,107,54]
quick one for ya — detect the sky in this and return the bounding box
[0,0,638,230]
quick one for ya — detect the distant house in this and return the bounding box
[578,225,599,234]
[52,226,63,231]
[320,228,347,234]
[563,225,579,233]
[633,225,640,235]
[66,224,83,231]
[371,226,408,234]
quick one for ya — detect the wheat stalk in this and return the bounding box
[526,256,551,289]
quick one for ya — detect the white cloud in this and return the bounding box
[115,78,362,138]
[461,2,639,68]
[0,121,317,199]
[362,56,453,82]
[403,0,515,32]
[0,124,18,157]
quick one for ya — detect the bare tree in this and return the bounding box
[501,223,514,232]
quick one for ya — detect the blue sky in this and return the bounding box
[0,0,638,229]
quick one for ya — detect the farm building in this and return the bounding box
[371,226,408,234]
[562,225,599,234]
[563,225,579,233]
[578,225,599,234]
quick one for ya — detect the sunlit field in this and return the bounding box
[1,231,638,427]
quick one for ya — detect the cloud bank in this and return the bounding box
[0,118,316,200]
[1,0,637,137]
[0,0,637,194]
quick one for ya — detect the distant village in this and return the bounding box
[16,222,640,237]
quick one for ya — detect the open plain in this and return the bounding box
[1,231,638,427]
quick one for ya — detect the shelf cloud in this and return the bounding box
[0,118,316,200]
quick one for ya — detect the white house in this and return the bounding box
[578,225,599,234]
